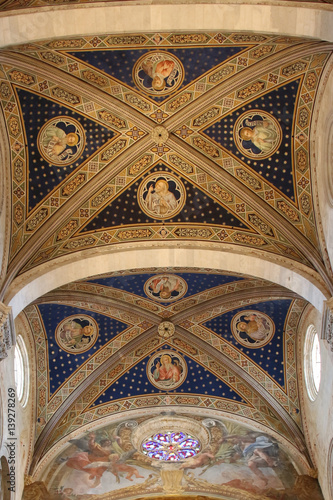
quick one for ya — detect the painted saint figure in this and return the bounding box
[150,275,181,300]
[235,111,281,158]
[142,57,175,91]
[239,119,278,155]
[139,173,185,220]
[41,125,79,160]
[237,313,270,341]
[56,314,98,353]
[231,310,274,347]
[134,51,183,95]
[145,179,178,217]
[38,117,85,165]
[60,320,94,349]
[153,354,181,385]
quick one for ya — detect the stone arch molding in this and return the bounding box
[0,2,333,48]
[6,242,328,318]
[311,56,333,269]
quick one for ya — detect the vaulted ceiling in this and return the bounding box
[0,28,332,499]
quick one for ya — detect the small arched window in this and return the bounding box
[14,336,29,407]
[304,325,321,401]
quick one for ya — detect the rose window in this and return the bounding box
[142,431,201,461]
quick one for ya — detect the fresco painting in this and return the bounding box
[231,310,275,348]
[34,414,323,500]
[133,51,184,95]
[146,350,187,389]
[234,111,282,158]
[37,117,85,166]
[55,315,99,353]
[144,274,187,301]
[138,173,186,220]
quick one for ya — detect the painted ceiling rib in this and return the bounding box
[171,285,300,324]
[30,313,306,470]
[0,51,156,131]
[33,290,162,325]
[169,134,333,296]
[4,133,154,284]
[164,42,332,130]
[29,325,159,472]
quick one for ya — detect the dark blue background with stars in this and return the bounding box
[86,272,244,305]
[15,88,116,211]
[89,345,246,408]
[80,164,248,230]
[67,47,247,102]
[203,79,300,201]
[203,299,292,388]
[37,303,129,395]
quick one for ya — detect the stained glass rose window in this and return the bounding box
[142,431,200,461]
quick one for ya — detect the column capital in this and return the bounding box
[322,298,333,351]
[0,302,14,360]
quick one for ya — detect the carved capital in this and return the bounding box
[322,298,333,351]
[0,303,14,360]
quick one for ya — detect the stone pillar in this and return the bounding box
[0,303,14,360]
[321,297,333,351]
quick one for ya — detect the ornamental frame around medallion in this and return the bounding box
[147,350,187,390]
[37,116,85,166]
[138,173,186,220]
[55,314,99,354]
[234,110,282,159]
[133,51,184,96]
[231,309,275,348]
[144,274,188,302]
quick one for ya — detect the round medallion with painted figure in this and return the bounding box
[55,314,98,353]
[147,350,187,390]
[234,111,282,158]
[38,116,85,165]
[138,173,185,220]
[133,51,184,96]
[231,310,275,348]
[144,274,187,302]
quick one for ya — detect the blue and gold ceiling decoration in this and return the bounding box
[1,30,332,495]
[2,32,331,286]
[25,269,305,464]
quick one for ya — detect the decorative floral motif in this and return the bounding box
[209,66,234,83]
[167,93,191,111]
[237,81,265,99]
[51,87,81,105]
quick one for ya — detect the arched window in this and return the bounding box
[14,336,29,407]
[304,325,321,401]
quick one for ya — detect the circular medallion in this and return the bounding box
[138,173,185,220]
[38,116,85,166]
[234,111,282,158]
[231,310,275,348]
[144,274,187,302]
[158,321,175,339]
[133,51,184,96]
[147,350,187,390]
[55,315,98,353]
